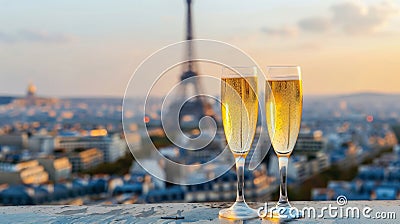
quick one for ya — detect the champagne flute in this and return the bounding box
[219,66,259,220]
[266,66,303,217]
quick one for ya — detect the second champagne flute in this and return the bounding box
[266,66,303,218]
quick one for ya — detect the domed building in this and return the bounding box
[27,83,37,97]
[12,83,58,107]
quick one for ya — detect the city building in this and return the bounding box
[269,152,330,183]
[0,160,49,185]
[0,133,28,150]
[294,131,326,154]
[28,135,56,155]
[68,148,103,173]
[295,153,330,182]
[56,134,125,163]
[37,157,72,182]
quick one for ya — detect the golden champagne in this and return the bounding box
[221,77,258,157]
[266,80,302,156]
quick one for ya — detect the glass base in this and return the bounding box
[268,204,302,220]
[219,201,259,220]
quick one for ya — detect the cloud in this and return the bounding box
[0,29,75,43]
[330,1,399,34]
[261,26,299,38]
[298,17,331,32]
[297,1,399,35]
[18,29,74,43]
[0,32,15,43]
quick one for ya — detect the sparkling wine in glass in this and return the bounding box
[219,67,259,220]
[266,66,303,218]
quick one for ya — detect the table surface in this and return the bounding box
[0,201,398,223]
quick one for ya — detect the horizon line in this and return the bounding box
[2,90,400,99]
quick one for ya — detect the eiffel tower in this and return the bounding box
[172,0,215,130]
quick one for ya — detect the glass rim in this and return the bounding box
[266,65,300,69]
[222,66,258,78]
[266,65,301,80]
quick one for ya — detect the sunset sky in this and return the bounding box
[0,0,399,97]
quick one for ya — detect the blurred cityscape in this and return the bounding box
[0,83,399,206]
[1,0,400,207]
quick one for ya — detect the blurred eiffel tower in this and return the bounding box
[170,0,216,130]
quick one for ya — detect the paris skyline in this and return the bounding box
[0,0,399,97]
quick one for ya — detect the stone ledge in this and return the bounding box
[0,201,398,223]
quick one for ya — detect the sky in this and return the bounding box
[0,0,399,97]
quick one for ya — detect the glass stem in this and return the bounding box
[235,156,246,203]
[278,156,290,206]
